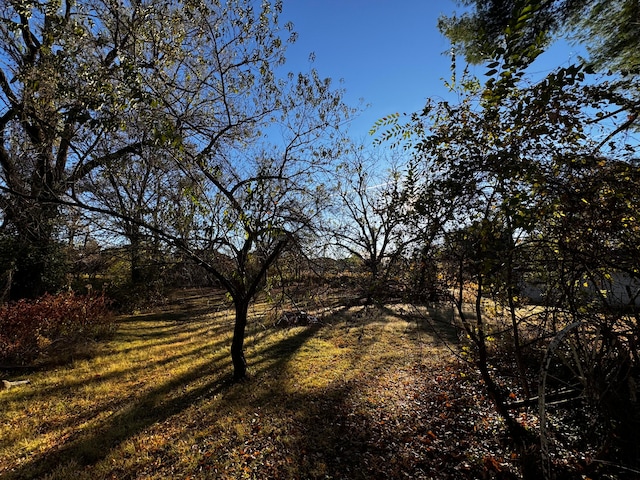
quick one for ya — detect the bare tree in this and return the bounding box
[330,148,414,302]
[70,0,353,380]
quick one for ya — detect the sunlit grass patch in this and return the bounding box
[0,296,235,475]
[0,289,515,479]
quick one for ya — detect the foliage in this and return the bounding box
[0,0,165,297]
[0,291,115,365]
[439,0,640,74]
[438,0,561,65]
[0,235,69,300]
[373,9,640,473]
[573,0,640,73]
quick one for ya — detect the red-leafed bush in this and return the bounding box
[0,292,116,365]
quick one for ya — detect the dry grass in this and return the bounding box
[0,289,516,479]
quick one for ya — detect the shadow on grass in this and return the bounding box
[341,301,462,347]
[4,314,232,406]
[5,371,226,479]
[3,292,473,480]
[3,304,325,479]
[283,385,393,479]
[402,303,463,346]
[0,294,228,378]
[113,316,232,355]
[198,316,468,479]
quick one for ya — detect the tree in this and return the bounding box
[381,70,542,472]
[0,0,163,298]
[573,0,640,73]
[330,148,413,302]
[67,0,352,380]
[376,34,640,474]
[81,140,196,287]
[0,0,351,378]
[376,0,640,474]
[439,0,640,74]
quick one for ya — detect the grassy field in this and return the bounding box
[1,289,518,479]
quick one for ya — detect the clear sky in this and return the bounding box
[280,1,582,143]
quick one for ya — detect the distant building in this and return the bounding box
[521,272,640,308]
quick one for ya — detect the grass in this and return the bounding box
[0,289,517,479]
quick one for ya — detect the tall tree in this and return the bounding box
[375,40,640,476]
[0,0,351,378]
[0,0,162,298]
[71,0,352,380]
[81,139,196,287]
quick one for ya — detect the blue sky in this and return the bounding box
[281,1,583,143]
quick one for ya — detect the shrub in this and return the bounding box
[0,292,116,365]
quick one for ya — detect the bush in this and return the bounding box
[0,292,116,365]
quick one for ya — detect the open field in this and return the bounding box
[1,289,519,479]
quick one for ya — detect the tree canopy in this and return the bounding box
[439,0,640,73]
[0,0,353,379]
[372,0,640,474]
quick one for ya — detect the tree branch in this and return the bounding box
[68,142,145,184]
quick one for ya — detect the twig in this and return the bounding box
[1,379,30,390]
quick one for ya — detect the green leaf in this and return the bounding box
[521,4,533,15]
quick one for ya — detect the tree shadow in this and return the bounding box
[399,303,463,346]
[200,314,477,479]
[4,365,230,479]
[2,293,480,479]
[2,302,324,479]
[336,301,463,347]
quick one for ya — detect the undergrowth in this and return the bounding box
[0,292,115,366]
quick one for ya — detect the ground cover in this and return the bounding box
[1,289,523,479]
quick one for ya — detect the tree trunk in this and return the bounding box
[365,258,380,304]
[3,197,63,300]
[130,234,145,285]
[474,280,541,478]
[231,298,249,380]
[505,215,531,399]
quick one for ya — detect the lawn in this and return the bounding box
[1,289,519,479]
